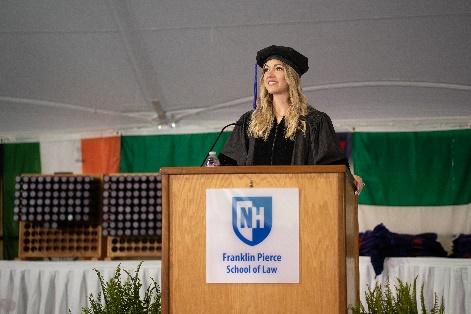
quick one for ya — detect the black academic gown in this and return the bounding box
[219,106,346,166]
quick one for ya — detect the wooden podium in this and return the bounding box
[160,165,358,314]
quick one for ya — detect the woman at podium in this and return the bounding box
[220,45,346,167]
[219,45,365,192]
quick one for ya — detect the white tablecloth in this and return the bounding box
[1,258,470,313]
[0,260,161,314]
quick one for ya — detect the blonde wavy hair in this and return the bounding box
[248,61,309,140]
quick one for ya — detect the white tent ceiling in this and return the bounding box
[1,0,470,141]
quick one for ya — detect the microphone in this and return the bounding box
[200,122,239,166]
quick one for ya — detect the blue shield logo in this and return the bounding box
[232,197,272,246]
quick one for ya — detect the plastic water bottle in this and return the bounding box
[204,151,220,167]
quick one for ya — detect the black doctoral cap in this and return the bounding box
[256,45,309,76]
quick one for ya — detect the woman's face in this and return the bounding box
[262,58,289,95]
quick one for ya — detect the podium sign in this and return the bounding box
[206,188,299,283]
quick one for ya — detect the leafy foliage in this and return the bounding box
[80,261,161,314]
[350,277,444,314]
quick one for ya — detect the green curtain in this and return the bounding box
[120,132,231,172]
[353,129,471,206]
[2,143,41,259]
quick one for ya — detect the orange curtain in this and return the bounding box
[81,136,120,174]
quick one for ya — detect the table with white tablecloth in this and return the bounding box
[0,258,470,313]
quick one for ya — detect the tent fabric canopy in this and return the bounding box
[1,1,471,141]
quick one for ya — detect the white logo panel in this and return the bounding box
[206,188,299,283]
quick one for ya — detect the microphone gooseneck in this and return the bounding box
[200,122,239,166]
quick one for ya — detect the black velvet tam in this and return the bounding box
[256,45,309,76]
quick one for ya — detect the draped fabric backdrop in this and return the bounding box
[354,129,471,206]
[81,136,120,174]
[40,140,82,174]
[1,130,470,259]
[353,129,471,253]
[120,132,232,172]
[2,143,41,259]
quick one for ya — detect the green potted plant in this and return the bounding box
[79,261,161,314]
[350,277,444,314]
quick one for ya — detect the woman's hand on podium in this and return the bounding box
[353,175,365,196]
